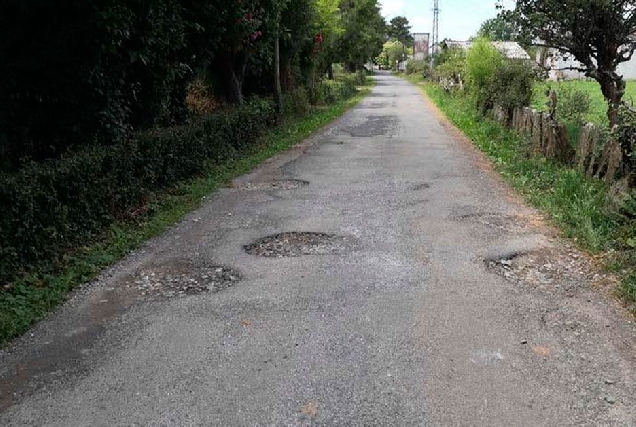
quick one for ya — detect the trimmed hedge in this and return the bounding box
[0,98,277,286]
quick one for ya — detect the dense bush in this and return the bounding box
[433,47,466,89]
[0,99,276,285]
[554,85,592,126]
[464,38,504,111]
[489,60,538,112]
[406,59,431,78]
[312,77,358,104]
[282,87,311,117]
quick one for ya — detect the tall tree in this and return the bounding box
[337,0,385,71]
[510,0,636,126]
[387,16,413,47]
[477,15,530,46]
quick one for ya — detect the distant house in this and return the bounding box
[536,47,636,80]
[440,40,531,60]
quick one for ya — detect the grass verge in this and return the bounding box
[402,73,636,308]
[0,83,373,347]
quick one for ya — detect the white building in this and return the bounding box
[536,47,636,80]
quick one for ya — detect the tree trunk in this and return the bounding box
[215,53,248,104]
[327,63,334,80]
[274,37,282,114]
[596,68,625,127]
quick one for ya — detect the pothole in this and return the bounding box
[129,265,241,298]
[410,182,431,191]
[235,179,309,191]
[244,232,353,257]
[343,115,398,137]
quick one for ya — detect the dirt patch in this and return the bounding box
[234,179,309,191]
[244,232,354,257]
[129,264,241,298]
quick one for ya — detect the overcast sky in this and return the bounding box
[380,0,515,41]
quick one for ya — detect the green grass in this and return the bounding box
[531,79,636,126]
[0,83,373,347]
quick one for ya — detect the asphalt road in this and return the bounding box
[2,73,636,426]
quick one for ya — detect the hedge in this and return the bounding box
[0,98,277,286]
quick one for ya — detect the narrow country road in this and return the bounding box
[2,73,636,426]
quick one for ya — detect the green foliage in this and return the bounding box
[555,85,592,126]
[489,60,538,112]
[282,87,311,116]
[406,59,432,78]
[0,99,276,287]
[387,16,413,47]
[313,75,358,104]
[376,40,407,71]
[434,47,466,84]
[338,0,386,71]
[477,14,531,46]
[464,37,504,109]
[513,0,636,126]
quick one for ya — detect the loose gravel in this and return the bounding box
[129,265,241,298]
[244,232,353,257]
[235,179,309,191]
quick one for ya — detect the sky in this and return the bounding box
[380,0,515,41]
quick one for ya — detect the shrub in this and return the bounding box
[282,87,311,117]
[406,59,431,78]
[464,38,504,110]
[555,85,592,126]
[489,60,538,112]
[433,48,466,90]
[312,77,358,105]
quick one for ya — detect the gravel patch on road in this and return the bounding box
[244,232,353,257]
[129,265,241,298]
[234,179,309,191]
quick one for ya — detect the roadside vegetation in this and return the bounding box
[403,32,636,310]
[0,1,389,345]
[532,80,636,127]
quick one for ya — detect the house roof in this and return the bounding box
[442,40,530,60]
[492,41,531,60]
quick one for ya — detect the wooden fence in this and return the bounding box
[493,104,625,184]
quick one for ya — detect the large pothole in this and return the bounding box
[129,265,241,298]
[244,232,353,257]
[235,179,309,191]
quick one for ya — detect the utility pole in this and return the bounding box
[432,0,440,56]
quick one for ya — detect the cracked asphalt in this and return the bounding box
[2,73,636,426]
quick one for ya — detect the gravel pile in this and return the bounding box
[244,232,352,257]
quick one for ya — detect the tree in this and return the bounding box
[376,40,406,70]
[510,0,636,126]
[477,15,530,46]
[337,0,386,71]
[387,16,413,47]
